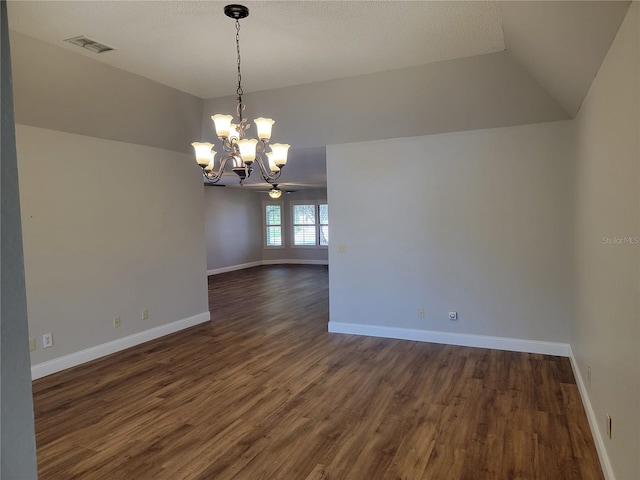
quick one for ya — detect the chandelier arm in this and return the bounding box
[218,154,234,174]
[202,154,235,182]
[253,154,282,183]
[203,171,222,184]
[264,170,283,184]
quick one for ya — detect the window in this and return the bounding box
[292,202,328,247]
[265,203,282,247]
[319,204,328,246]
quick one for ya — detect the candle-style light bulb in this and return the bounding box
[254,117,275,140]
[212,114,233,138]
[192,142,214,167]
[237,139,258,164]
[270,143,290,167]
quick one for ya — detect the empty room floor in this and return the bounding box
[32,265,602,479]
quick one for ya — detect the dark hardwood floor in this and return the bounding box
[32,265,603,479]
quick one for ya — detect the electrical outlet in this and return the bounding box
[337,244,347,253]
[142,309,149,320]
[114,316,121,328]
[587,364,591,383]
[43,333,53,348]
[448,311,457,320]
[606,413,612,438]
[417,308,425,318]
[29,337,36,352]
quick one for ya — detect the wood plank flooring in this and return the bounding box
[32,265,603,479]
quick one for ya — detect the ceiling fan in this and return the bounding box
[256,184,297,198]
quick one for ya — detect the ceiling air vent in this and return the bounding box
[64,36,114,54]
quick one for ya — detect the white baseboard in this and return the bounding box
[569,347,614,480]
[31,311,211,380]
[327,322,571,357]
[262,259,328,266]
[208,259,328,275]
[207,261,262,276]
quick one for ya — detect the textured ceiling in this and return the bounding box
[7,1,506,99]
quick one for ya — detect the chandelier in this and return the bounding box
[192,4,290,186]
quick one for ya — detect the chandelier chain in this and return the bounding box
[235,19,243,102]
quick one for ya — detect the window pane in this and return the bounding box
[266,226,282,246]
[266,205,281,226]
[293,204,316,225]
[294,226,316,245]
[320,225,329,246]
[319,204,328,225]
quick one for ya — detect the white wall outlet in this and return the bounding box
[43,333,53,348]
[114,316,121,328]
[337,244,347,253]
[142,309,149,320]
[448,311,458,320]
[29,337,36,352]
[417,308,425,318]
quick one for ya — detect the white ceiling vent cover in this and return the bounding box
[64,35,114,54]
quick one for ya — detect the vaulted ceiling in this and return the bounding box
[7,1,631,189]
[8,1,629,114]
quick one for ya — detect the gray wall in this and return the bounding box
[500,1,631,117]
[1,1,38,476]
[18,125,209,365]
[10,31,202,154]
[9,32,209,367]
[204,186,263,271]
[205,187,329,271]
[200,48,571,273]
[572,3,639,479]
[200,49,573,272]
[202,51,569,150]
[327,121,575,343]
